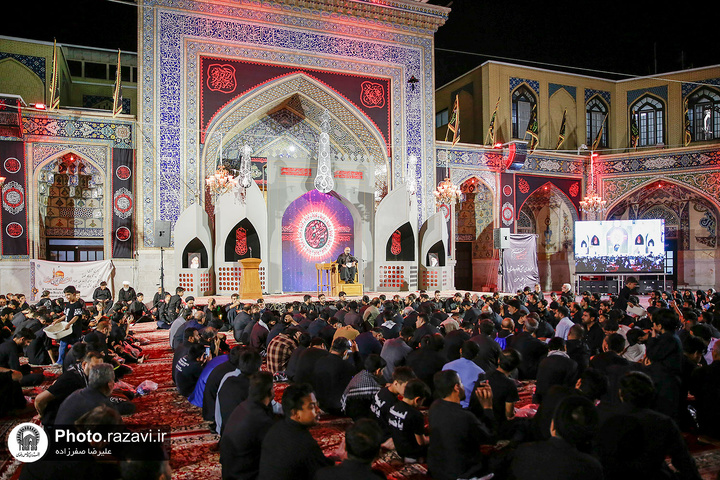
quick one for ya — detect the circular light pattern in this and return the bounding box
[296,210,336,259]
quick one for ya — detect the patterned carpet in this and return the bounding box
[2,321,720,479]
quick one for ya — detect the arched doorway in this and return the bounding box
[518,182,578,291]
[454,177,494,290]
[37,153,105,262]
[606,179,720,288]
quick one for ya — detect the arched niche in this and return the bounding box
[175,203,213,296]
[213,180,268,295]
[520,182,578,291]
[386,222,415,262]
[182,237,209,268]
[373,185,418,290]
[224,219,261,262]
[419,211,453,290]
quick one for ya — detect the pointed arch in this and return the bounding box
[512,84,537,139]
[0,58,45,104]
[629,93,666,146]
[202,72,389,174]
[517,181,580,221]
[604,176,720,216]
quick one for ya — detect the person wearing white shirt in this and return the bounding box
[554,305,575,341]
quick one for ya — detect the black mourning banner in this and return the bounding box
[0,139,28,256]
[111,148,134,258]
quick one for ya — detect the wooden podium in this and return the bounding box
[316,262,363,297]
[239,258,263,300]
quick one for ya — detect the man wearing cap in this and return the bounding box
[117,280,137,307]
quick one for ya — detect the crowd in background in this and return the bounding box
[2,276,720,480]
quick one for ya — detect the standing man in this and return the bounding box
[54,286,85,366]
[336,247,359,284]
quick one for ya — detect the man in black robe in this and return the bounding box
[336,247,359,284]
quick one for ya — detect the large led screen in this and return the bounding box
[575,219,665,274]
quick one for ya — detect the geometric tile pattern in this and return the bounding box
[141,0,437,246]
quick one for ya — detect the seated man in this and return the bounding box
[511,395,602,480]
[35,351,105,425]
[388,379,431,463]
[258,383,334,480]
[220,371,275,480]
[341,354,386,420]
[312,337,359,416]
[175,344,208,397]
[427,369,496,480]
[55,363,136,425]
[597,371,701,480]
[0,328,44,386]
[315,418,386,480]
[336,247,359,284]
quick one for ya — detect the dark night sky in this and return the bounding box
[4,0,719,87]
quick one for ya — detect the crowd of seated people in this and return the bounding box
[166,281,717,480]
[3,277,720,480]
[0,282,173,480]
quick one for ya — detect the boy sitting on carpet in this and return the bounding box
[388,378,431,463]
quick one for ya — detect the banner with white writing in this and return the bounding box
[502,234,539,293]
[30,259,114,301]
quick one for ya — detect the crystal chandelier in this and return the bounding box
[579,191,606,214]
[205,164,238,196]
[580,153,606,214]
[434,177,462,205]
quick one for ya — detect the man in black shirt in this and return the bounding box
[615,276,638,312]
[35,351,104,425]
[0,328,29,372]
[470,319,503,372]
[582,307,604,356]
[311,337,358,415]
[507,316,549,380]
[54,285,86,365]
[371,366,415,439]
[216,348,262,434]
[336,247,359,284]
[0,328,44,385]
[511,395,603,480]
[534,337,579,404]
[220,371,275,480]
[315,419,386,480]
[117,280,137,306]
[258,383,334,480]
[388,378,431,462]
[55,363,133,425]
[92,281,113,313]
[175,344,208,397]
[427,369,496,480]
